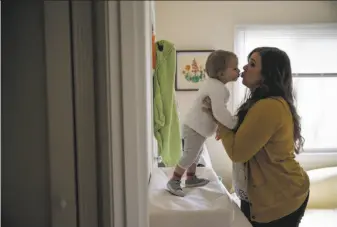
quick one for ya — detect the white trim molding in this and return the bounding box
[119,1,151,227]
[94,1,152,227]
[94,2,151,227]
[69,1,99,226]
[93,1,115,227]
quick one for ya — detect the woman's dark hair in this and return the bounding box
[234,47,304,154]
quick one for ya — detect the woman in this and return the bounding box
[203,47,310,227]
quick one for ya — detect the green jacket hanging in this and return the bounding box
[153,40,182,166]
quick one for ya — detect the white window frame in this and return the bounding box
[233,23,337,154]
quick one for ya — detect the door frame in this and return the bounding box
[45,1,151,226]
[44,1,100,226]
[93,1,151,227]
[69,1,99,227]
[119,2,152,227]
[44,2,79,227]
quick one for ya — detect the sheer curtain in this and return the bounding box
[233,24,337,152]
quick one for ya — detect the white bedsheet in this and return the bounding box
[149,167,252,227]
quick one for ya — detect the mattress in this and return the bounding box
[149,167,252,227]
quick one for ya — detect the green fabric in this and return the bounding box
[153,40,181,166]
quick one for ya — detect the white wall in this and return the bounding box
[155,1,337,189]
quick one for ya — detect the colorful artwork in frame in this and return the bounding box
[175,50,213,91]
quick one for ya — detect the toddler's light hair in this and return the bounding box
[205,50,237,79]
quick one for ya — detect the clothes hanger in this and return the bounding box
[157,42,164,51]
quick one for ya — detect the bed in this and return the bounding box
[148,167,252,227]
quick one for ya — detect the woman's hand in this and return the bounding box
[203,96,212,109]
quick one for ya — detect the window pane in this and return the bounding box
[292,38,337,73]
[237,36,296,70]
[233,77,337,150]
[293,77,337,149]
[234,25,337,152]
[232,79,249,112]
[236,26,337,74]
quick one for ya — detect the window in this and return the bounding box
[234,24,337,153]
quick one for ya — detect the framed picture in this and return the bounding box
[175,50,213,91]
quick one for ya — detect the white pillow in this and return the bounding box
[306,166,337,209]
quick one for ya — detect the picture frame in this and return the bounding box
[175,50,214,91]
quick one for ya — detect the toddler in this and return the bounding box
[167,50,240,197]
